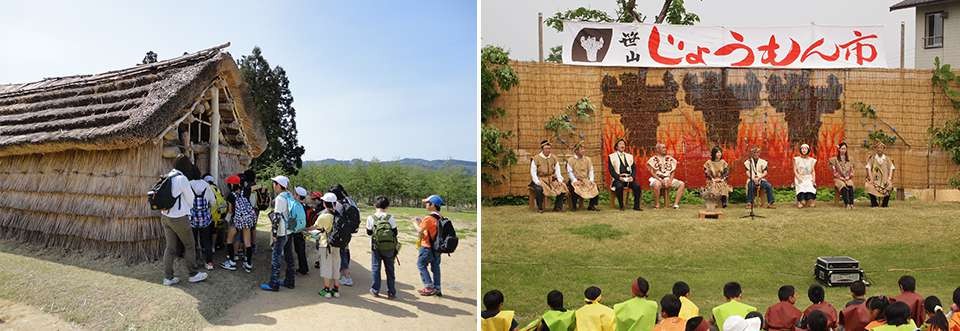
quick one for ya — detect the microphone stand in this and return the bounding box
[742,160,766,220]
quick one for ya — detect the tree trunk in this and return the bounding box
[655,0,674,24]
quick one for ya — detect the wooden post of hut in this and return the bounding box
[210,84,221,183]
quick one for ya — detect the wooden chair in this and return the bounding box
[746,183,769,207]
[656,187,669,208]
[528,187,553,211]
[529,186,572,211]
[609,186,634,209]
[569,186,582,210]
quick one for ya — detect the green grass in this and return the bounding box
[481,201,960,325]
[0,207,475,330]
[565,224,628,241]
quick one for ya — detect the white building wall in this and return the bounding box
[915,1,960,69]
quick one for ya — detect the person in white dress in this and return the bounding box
[793,143,817,208]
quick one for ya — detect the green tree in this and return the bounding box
[481,46,519,185]
[239,47,306,175]
[288,163,476,209]
[545,0,701,63]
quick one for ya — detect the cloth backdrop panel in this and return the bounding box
[562,22,887,68]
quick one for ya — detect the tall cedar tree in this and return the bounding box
[239,47,305,175]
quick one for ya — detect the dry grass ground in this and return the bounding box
[481,201,960,325]
[0,207,475,330]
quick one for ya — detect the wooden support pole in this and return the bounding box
[210,84,221,185]
[900,21,905,69]
[538,12,544,63]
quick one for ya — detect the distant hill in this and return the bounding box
[304,158,476,175]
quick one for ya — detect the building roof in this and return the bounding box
[0,43,266,157]
[890,0,955,11]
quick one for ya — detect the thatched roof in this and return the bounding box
[890,0,955,10]
[0,43,267,158]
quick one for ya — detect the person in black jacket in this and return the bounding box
[608,139,642,211]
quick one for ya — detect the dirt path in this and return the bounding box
[208,232,477,330]
[0,299,81,331]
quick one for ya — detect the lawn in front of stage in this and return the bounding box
[480,200,960,325]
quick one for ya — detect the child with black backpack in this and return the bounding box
[155,155,207,286]
[367,196,398,299]
[329,184,359,287]
[414,194,448,297]
[308,192,342,298]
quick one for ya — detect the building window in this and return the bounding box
[190,113,211,144]
[925,12,944,49]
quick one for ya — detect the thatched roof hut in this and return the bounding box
[0,43,267,261]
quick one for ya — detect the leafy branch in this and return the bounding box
[544,0,701,63]
[853,102,906,148]
[930,57,960,188]
[544,97,597,150]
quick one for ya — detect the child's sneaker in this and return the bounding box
[369,288,380,297]
[162,277,180,286]
[221,259,237,271]
[188,272,208,283]
[340,276,354,287]
[205,263,214,270]
[319,288,332,298]
[242,262,253,273]
[260,283,278,292]
[332,287,341,298]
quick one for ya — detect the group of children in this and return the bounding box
[253,175,448,299]
[482,275,960,331]
[158,156,448,299]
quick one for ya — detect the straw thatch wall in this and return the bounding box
[483,62,960,197]
[0,145,165,260]
[0,45,264,262]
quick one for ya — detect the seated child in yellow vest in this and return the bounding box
[522,290,575,331]
[614,276,660,331]
[712,282,757,329]
[873,302,916,331]
[482,289,519,331]
[654,294,686,331]
[577,286,615,331]
[673,281,700,320]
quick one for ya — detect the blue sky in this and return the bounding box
[0,1,478,161]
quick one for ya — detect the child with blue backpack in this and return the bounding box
[259,175,306,292]
[188,173,217,270]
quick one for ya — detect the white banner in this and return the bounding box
[562,22,887,68]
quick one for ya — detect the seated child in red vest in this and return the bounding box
[803,285,838,330]
[765,285,802,331]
